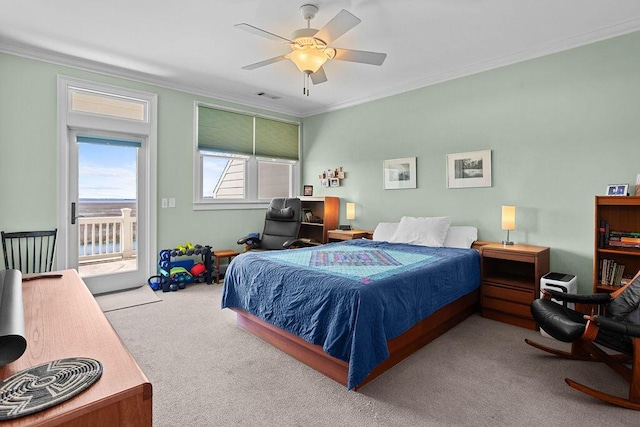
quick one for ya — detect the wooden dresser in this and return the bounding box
[0,269,152,426]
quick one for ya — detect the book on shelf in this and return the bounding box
[608,241,640,249]
[609,231,640,238]
[602,228,640,249]
[598,220,608,248]
[599,258,625,287]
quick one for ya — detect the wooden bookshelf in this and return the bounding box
[593,196,640,293]
[299,196,339,244]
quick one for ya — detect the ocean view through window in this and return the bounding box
[77,141,138,275]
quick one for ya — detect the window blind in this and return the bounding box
[197,106,298,160]
[77,135,141,148]
[197,106,253,155]
[255,117,299,160]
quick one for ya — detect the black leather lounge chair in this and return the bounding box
[526,270,640,410]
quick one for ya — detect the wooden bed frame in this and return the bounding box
[232,289,479,389]
[230,241,489,390]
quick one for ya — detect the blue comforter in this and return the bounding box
[221,239,480,389]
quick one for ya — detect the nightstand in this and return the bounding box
[327,229,373,242]
[480,243,550,330]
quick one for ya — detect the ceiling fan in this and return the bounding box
[235,4,387,96]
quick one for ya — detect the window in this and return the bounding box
[202,155,246,199]
[258,160,293,199]
[70,87,148,121]
[194,104,300,208]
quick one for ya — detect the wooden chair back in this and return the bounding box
[1,229,58,273]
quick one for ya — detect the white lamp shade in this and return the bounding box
[501,205,516,230]
[289,47,328,74]
[346,203,356,220]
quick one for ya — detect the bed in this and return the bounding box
[221,218,482,390]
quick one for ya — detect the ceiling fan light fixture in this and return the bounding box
[288,46,328,74]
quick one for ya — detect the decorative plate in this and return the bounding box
[0,357,102,420]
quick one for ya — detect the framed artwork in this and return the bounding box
[446,150,492,189]
[606,184,628,196]
[329,178,340,187]
[383,157,416,189]
[321,179,329,187]
[303,185,313,196]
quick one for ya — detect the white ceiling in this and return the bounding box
[2,1,640,117]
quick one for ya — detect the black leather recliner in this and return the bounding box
[526,270,640,410]
[237,198,303,251]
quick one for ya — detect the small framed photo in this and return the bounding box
[446,150,491,189]
[337,171,345,179]
[330,178,340,187]
[384,157,416,190]
[303,185,313,196]
[321,179,329,187]
[327,170,335,179]
[606,184,628,196]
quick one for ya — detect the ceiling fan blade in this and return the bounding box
[241,55,287,70]
[310,67,328,85]
[333,48,387,66]
[234,23,293,44]
[314,9,361,45]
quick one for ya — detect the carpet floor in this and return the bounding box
[106,283,637,426]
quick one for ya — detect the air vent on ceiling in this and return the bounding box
[255,91,281,100]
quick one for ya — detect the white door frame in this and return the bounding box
[57,76,157,294]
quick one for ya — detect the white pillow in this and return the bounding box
[372,222,399,241]
[389,216,451,247]
[443,226,478,248]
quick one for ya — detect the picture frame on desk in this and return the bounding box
[606,184,628,196]
[303,185,313,196]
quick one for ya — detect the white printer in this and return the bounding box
[539,272,578,338]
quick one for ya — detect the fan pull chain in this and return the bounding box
[303,73,310,96]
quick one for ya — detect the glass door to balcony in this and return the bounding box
[57,77,157,295]
[68,132,147,294]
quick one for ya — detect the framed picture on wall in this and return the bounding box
[303,185,313,196]
[383,157,417,189]
[446,150,492,189]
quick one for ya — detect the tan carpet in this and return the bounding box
[95,285,161,312]
[106,284,638,427]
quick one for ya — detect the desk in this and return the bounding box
[0,270,152,426]
[327,229,373,242]
[213,250,240,283]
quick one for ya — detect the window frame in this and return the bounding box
[193,102,300,210]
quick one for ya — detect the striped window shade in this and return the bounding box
[197,106,253,156]
[255,117,299,160]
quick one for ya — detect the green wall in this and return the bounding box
[2,31,639,291]
[0,52,297,257]
[302,31,640,292]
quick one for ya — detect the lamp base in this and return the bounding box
[502,240,514,246]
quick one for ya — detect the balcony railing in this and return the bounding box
[78,208,137,263]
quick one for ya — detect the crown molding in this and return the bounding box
[3,17,640,119]
[0,41,303,118]
[299,19,640,117]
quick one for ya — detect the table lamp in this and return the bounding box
[346,202,355,230]
[501,205,515,245]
